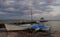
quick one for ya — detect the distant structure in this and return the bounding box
[36,17,45,23]
[40,17,48,22]
[40,17,44,21]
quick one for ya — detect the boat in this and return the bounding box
[5,24,32,31]
[40,20,48,22]
[4,24,51,32]
[0,24,7,31]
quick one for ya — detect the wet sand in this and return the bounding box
[54,31,60,37]
[0,31,52,37]
[0,30,59,37]
[0,28,60,37]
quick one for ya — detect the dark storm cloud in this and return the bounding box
[0,0,53,19]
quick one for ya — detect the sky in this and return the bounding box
[0,0,60,20]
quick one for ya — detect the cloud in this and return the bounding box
[0,11,8,14]
[0,0,57,20]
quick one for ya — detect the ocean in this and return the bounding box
[47,21,60,37]
[47,21,60,31]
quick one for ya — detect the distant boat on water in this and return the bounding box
[40,20,48,22]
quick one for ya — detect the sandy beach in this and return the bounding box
[0,30,59,37]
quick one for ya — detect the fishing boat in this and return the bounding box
[4,23,51,32]
[5,24,32,31]
[31,24,51,32]
[40,20,48,22]
[0,24,7,31]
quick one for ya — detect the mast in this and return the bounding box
[30,6,33,25]
[30,0,33,25]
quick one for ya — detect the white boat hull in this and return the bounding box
[5,24,31,31]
